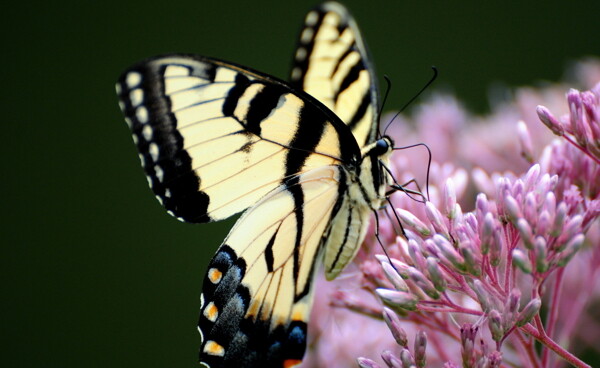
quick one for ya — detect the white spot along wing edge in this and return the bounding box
[116,55,362,224]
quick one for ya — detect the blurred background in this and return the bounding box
[4,0,599,366]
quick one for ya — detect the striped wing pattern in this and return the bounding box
[290,1,379,147]
[198,165,343,367]
[116,2,389,368]
[116,55,360,223]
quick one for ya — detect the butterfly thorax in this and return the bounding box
[321,136,394,280]
[357,136,395,207]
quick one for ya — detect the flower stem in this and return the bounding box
[521,324,591,368]
[513,328,541,368]
[563,134,600,165]
[542,268,564,366]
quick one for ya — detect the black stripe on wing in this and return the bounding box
[198,245,307,368]
[116,63,212,223]
[116,55,361,224]
[289,1,380,147]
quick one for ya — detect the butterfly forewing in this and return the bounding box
[290,2,379,148]
[116,55,360,223]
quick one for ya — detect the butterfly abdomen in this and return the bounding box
[321,137,394,279]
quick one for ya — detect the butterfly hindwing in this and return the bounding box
[290,1,379,148]
[198,165,344,367]
[116,55,360,223]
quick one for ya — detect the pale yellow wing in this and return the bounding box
[116,55,361,223]
[197,165,342,367]
[290,1,380,148]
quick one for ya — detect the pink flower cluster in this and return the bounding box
[302,60,600,368]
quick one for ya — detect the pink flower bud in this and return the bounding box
[568,89,589,144]
[490,230,503,267]
[376,288,418,310]
[357,357,382,368]
[524,164,541,191]
[433,234,466,271]
[460,324,477,365]
[582,90,600,144]
[543,191,556,217]
[400,348,414,367]
[473,168,495,197]
[425,201,449,236]
[471,279,492,312]
[534,237,549,273]
[423,258,445,292]
[512,179,525,198]
[423,239,439,258]
[488,309,504,342]
[523,192,538,226]
[556,234,585,267]
[536,210,551,236]
[414,330,427,367]
[382,349,403,367]
[408,239,427,270]
[507,288,521,315]
[516,219,534,249]
[488,351,503,368]
[512,249,532,274]
[385,257,410,279]
[464,213,478,235]
[408,267,440,299]
[550,202,568,237]
[516,298,541,326]
[557,215,583,249]
[444,178,457,218]
[504,289,521,328]
[397,208,432,236]
[497,177,512,198]
[383,307,408,347]
[517,121,534,163]
[460,243,481,276]
[451,204,464,230]
[381,261,409,291]
[503,195,522,223]
[537,105,564,136]
[541,172,557,192]
[476,193,490,218]
[481,212,496,255]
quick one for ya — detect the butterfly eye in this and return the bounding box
[373,138,390,155]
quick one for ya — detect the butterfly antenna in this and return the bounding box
[377,75,393,139]
[382,66,438,136]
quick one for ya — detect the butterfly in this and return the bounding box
[116,2,397,367]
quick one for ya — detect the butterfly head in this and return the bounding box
[373,136,395,157]
[356,136,395,205]
[361,136,395,163]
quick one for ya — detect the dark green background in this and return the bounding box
[4,0,599,366]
